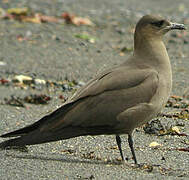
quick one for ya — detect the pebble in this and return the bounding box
[0,61,6,66]
[34,78,46,85]
[12,75,33,84]
[149,141,162,148]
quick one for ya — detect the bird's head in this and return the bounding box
[135,15,186,39]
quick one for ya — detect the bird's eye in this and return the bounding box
[151,20,164,27]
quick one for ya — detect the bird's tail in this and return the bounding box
[1,122,43,138]
[0,126,87,149]
[0,102,86,149]
[1,102,74,138]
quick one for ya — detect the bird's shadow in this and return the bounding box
[1,148,163,171]
[3,150,123,166]
[2,150,169,173]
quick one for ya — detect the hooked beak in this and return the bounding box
[169,22,186,30]
[160,22,186,34]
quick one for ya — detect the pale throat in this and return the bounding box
[134,35,170,68]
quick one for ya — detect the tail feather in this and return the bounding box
[1,124,41,138]
[0,100,87,150]
[0,127,88,149]
[1,102,75,138]
[0,125,116,149]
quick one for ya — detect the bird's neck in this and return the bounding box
[133,36,172,101]
[134,36,171,70]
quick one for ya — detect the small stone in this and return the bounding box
[78,81,85,86]
[143,119,164,135]
[115,27,126,34]
[149,141,161,148]
[0,61,6,66]
[171,126,180,134]
[12,75,33,85]
[34,78,46,85]
[116,157,123,161]
[96,155,102,160]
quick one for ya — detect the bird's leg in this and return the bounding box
[128,134,138,164]
[116,135,124,161]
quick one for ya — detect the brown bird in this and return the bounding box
[0,15,186,164]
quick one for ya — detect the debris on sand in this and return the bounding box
[0,8,94,26]
[2,94,51,107]
[62,12,94,26]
